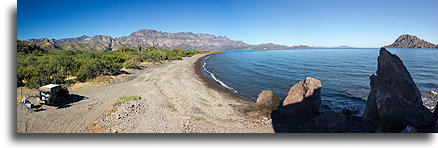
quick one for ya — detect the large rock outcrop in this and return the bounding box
[362,48,435,132]
[281,77,322,120]
[255,90,280,111]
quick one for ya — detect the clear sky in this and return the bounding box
[17,0,437,48]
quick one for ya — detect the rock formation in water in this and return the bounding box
[362,48,435,132]
[281,77,322,119]
[270,77,357,132]
[384,34,437,48]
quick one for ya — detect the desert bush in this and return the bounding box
[17,46,204,88]
[118,96,141,102]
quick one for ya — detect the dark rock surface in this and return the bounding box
[384,34,437,48]
[362,48,435,132]
[314,110,348,133]
[434,102,438,119]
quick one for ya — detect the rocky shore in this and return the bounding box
[254,48,437,133]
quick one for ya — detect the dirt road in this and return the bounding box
[17,53,274,133]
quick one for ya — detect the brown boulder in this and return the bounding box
[255,90,280,111]
[283,77,322,106]
[281,77,322,120]
[363,48,435,131]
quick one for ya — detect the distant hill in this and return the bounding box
[316,45,355,48]
[384,34,437,48]
[20,29,313,51]
[242,43,313,50]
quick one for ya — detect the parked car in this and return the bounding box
[38,84,69,105]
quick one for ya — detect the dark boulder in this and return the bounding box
[363,48,435,132]
[434,102,438,119]
[281,77,322,120]
[314,110,348,133]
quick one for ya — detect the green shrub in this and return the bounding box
[17,46,202,88]
[118,96,141,102]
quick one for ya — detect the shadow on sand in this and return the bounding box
[55,94,87,109]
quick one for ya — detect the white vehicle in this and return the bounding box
[38,84,69,105]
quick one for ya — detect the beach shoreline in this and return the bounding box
[195,51,264,102]
[17,53,274,133]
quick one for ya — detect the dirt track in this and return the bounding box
[17,53,274,133]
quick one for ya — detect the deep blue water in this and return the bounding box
[201,48,438,114]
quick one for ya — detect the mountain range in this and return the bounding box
[21,29,314,51]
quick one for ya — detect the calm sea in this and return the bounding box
[201,48,438,114]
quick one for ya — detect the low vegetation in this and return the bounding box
[17,43,206,88]
[118,96,141,102]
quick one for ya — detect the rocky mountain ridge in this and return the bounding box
[23,29,254,51]
[21,29,314,51]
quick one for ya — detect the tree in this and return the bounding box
[137,45,142,52]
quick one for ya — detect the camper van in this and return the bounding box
[38,84,69,105]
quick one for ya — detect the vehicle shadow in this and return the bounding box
[56,94,88,109]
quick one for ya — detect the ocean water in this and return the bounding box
[201,48,438,114]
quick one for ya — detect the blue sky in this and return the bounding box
[18,0,437,47]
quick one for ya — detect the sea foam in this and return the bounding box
[202,56,238,94]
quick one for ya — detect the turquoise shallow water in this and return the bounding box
[201,48,438,114]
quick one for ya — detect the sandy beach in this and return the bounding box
[17,53,274,133]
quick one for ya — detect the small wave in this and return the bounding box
[334,90,367,102]
[202,57,238,94]
[431,90,438,95]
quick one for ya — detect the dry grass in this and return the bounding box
[69,74,128,90]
